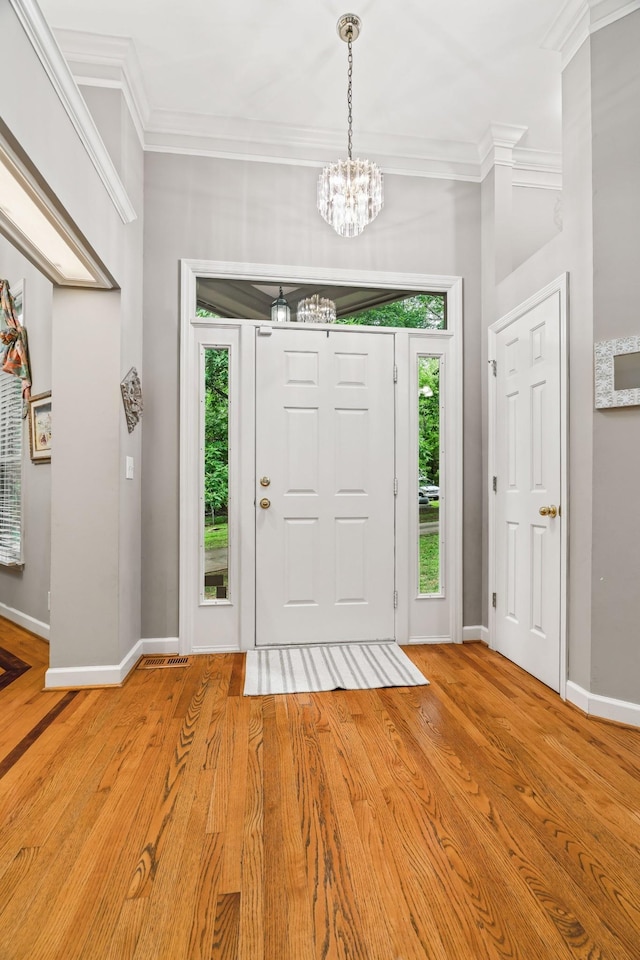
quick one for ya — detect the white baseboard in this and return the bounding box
[0,601,50,641]
[462,625,489,644]
[44,637,178,689]
[141,637,180,655]
[191,643,241,654]
[566,680,640,729]
[405,635,454,645]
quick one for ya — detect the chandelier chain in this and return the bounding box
[347,34,353,160]
[317,14,383,238]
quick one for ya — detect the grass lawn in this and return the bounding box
[419,532,440,594]
[205,520,439,593]
[204,522,228,549]
[419,502,439,523]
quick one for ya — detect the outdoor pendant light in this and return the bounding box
[270,286,291,322]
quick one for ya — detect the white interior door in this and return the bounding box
[493,290,563,690]
[255,326,396,647]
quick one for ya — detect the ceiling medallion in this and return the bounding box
[317,14,383,238]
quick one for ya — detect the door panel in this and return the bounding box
[256,327,395,647]
[494,292,561,690]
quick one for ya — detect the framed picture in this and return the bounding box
[28,391,52,463]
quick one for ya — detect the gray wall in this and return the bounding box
[0,238,52,629]
[490,12,640,704]
[0,1,144,672]
[49,85,144,669]
[82,86,145,663]
[487,41,596,692]
[493,40,597,693]
[559,41,596,692]
[590,10,640,702]
[141,154,483,639]
[50,287,122,666]
[512,186,562,272]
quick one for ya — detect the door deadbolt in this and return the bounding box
[259,498,271,509]
[260,476,271,487]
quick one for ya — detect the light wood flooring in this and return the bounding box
[1,619,640,959]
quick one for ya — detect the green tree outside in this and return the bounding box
[418,356,440,487]
[334,293,445,329]
[199,294,445,595]
[204,348,229,526]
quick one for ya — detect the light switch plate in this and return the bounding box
[126,456,134,479]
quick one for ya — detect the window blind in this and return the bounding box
[0,371,23,565]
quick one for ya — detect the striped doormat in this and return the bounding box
[243,642,429,696]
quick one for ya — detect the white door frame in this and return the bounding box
[487,274,569,698]
[179,258,464,653]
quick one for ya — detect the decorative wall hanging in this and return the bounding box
[120,367,143,432]
[0,278,31,405]
[28,391,51,463]
[594,337,640,408]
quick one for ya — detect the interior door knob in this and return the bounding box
[259,498,271,509]
[539,505,558,518]
[260,476,270,487]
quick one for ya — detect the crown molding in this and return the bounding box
[478,125,562,189]
[144,111,484,181]
[49,28,562,188]
[53,28,150,149]
[512,148,563,190]
[541,0,590,66]
[479,123,528,179]
[542,0,640,68]
[9,0,137,224]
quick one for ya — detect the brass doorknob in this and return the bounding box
[259,498,271,509]
[260,476,270,487]
[539,505,558,518]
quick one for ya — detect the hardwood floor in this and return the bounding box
[1,621,639,959]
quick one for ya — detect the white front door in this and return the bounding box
[255,326,396,646]
[492,287,564,691]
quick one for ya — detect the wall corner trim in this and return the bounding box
[44,637,179,688]
[479,123,528,180]
[8,0,137,224]
[566,680,640,728]
[0,602,50,641]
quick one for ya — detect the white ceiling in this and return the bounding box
[38,0,570,177]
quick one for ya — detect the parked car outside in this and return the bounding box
[419,481,440,503]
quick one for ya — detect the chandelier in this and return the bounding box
[317,14,383,238]
[297,294,337,324]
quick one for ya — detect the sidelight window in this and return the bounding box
[417,355,441,595]
[203,346,229,600]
